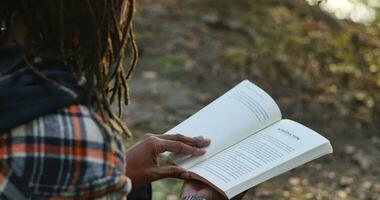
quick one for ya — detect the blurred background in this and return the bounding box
[125,0,380,199]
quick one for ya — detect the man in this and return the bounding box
[0,0,241,199]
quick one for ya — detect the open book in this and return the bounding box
[163,80,333,199]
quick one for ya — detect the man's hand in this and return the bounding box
[181,180,227,200]
[181,180,247,200]
[125,133,210,187]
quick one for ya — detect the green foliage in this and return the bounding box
[134,0,380,199]
[152,179,182,200]
[188,0,380,132]
[224,47,249,66]
[152,54,185,78]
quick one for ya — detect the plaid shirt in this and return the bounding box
[0,105,131,199]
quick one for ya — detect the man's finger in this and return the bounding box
[158,134,210,148]
[156,139,206,156]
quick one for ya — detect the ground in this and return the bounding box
[124,0,380,199]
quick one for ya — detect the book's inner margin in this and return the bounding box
[164,80,282,169]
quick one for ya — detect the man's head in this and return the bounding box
[0,0,138,136]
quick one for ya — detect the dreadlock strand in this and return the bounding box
[85,0,102,60]
[117,82,124,118]
[125,28,138,80]
[110,72,120,104]
[58,0,65,56]
[0,67,28,81]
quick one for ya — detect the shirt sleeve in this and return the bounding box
[0,162,31,200]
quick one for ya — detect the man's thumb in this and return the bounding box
[154,166,190,180]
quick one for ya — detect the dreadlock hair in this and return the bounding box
[0,0,138,137]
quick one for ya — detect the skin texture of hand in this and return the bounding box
[181,180,247,200]
[125,133,210,188]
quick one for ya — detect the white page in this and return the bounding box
[189,119,333,198]
[164,80,282,169]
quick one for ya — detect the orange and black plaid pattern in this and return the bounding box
[0,105,130,200]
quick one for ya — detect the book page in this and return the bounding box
[188,119,333,198]
[164,80,282,169]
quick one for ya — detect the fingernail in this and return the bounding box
[203,138,211,145]
[194,136,204,140]
[197,149,206,155]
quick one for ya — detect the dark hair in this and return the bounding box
[0,0,138,137]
